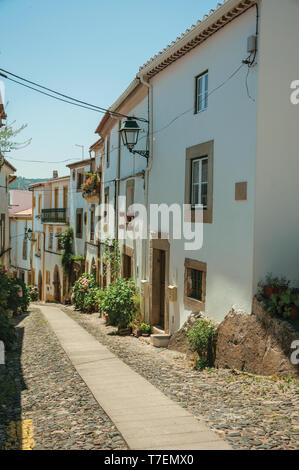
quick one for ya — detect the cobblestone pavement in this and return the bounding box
[62,306,299,451]
[0,309,128,450]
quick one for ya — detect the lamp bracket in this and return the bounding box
[131,150,149,160]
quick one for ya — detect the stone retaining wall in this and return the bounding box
[215,298,299,378]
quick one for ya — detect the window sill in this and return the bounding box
[184,295,205,312]
[184,207,212,224]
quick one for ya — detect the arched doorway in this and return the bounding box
[53,265,61,303]
[38,271,42,301]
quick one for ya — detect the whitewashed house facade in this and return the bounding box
[0,159,16,270]
[94,0,299,333]
[30,173,69,301]
[9,190,32,282]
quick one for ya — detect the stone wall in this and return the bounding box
[215,298,299,378]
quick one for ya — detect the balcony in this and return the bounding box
[41,208,67,224]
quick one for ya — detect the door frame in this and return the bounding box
[149,238,170,334]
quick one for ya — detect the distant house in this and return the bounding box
[0,159,16,270]
[9,193,32,283]
[30,172,69,302]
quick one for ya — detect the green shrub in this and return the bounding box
[71,273,97,311]
[82,286,101,313]
[94,289,105,312]
[27,285,39,302]
[140,322,151,334]
[187,318,217,368]
[101,278,138,329]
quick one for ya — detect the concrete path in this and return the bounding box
[38,304,231,450]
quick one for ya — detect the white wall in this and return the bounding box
[253,0,299,289]
[10,216,32,282]
[148,7,259,327]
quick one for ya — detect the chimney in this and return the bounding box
[53,170,58,179]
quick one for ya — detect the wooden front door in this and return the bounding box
[152,249,166,329]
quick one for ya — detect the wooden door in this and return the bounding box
[152,249,166,329]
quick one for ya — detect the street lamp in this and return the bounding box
[119,117,149,160]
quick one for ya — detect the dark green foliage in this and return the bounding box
[187,318,218,369]
[101,278,138,329]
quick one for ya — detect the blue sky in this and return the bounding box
[0,0,217,178]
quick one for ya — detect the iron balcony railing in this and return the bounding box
[41,208,67,224]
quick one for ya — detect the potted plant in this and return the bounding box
[82,172,100,203]
[265,288,299,320]
[258,273,289,299]
[140,322,151,337]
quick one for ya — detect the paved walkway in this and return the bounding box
[38,304,231,450]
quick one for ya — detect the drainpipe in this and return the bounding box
[138,75,153,282]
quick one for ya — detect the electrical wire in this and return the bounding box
[3,58,252,170]
[0,68,148,122]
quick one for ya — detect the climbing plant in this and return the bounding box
[100,238,120,283]
[60,227,74,278]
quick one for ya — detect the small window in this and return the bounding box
[191,156,208,209]
[189,269,203,301]
[184,258,207,311]
[48,231,53,250]
[76,209,83,238]
[77,171,84,192]
[90,206,95,242]
[195,71,208,113]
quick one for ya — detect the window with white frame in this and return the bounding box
[195,71,208,113]
[191,156,208,209]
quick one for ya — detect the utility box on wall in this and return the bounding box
[168,285,177,302]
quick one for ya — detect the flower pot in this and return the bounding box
[263,287,279,298]
[142,333,150,337]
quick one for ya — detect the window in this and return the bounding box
[106,136,110,168]
[90,206,95,242]
[185,140,213,224]
[63,186,68,209]
[184,258,207,311]
[54,188,59,209]
[48,230,53,250]
[38,195,42,215]
[77,170,84,192]
[195,71,208,113]
[22,238,27,260]
[76,209,83,238]
[191,157,208,209]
